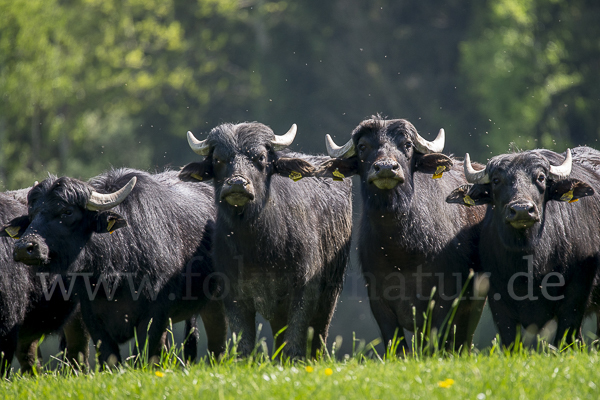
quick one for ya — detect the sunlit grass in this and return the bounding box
[2,320,600,400]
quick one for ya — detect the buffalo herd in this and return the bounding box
[1,115,599,374]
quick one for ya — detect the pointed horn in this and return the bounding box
[187,131,210,156]
[464,153,490,184]
[325,134,355,159]
[86,177,137,211]
[271,124,297,150]
[413,128,445,154]
[548,149,572,180]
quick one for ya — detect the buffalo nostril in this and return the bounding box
[392,164,399,170]
[528,207,536,215]
[374,164,381,172]
[508,208,516,217]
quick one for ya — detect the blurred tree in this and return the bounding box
[0,0,258,189]
[460,0,600,158]
[236,0,483,157]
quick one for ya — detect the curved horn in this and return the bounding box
[271,124,297,150]
[548,149,572,181]
[325,135,356,159]
[187,131,210,156]
[413,128,445,154]
[464,153,490,184]
[86,177,137,211]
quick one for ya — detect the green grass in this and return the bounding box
[2,322,600,400]
[2,350,600,399]
[3,297,600,399]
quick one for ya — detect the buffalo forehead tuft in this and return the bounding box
[207,122,276,152]
[28,176,92,210]
[351,115,418,144]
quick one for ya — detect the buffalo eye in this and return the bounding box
[61,209,73,218]
[358,144,366,152]
[404,142,412,151]
[492,177,500,185]
[537,173,546,183]
[258,155,266,163]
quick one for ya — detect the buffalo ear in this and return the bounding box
[415,153,453,179]
[179,160,214,182]
[548,179,594,203]
[0,216,30,239]
[312,157,359,181]
[274,157,317,182]
[446,184,492,206]
[95,211,127,234]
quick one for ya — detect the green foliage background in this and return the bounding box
[1,0,598,189]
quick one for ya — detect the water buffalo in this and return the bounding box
[3,169,226,366]
[0,189,89,376]
[447,147,600,346]
[320,116,486,352]
[179,122,352,358]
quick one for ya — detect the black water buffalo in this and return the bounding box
[320,116,486,352]
[447,147,600,346]
[179,122,352,358]
[0,189,89,376]
[3,169,226,366]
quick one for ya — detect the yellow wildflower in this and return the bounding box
[438,379,454,388]
[324,368,333,376]
[305,366,314,373]
[155,371,164,377]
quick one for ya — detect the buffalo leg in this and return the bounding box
[443,297,486,352]
[224,298,255,356]
[369,299,408,354]
[183,317,199,362]
[0,327,18,377]
[269,305,292,358]
[134,314,169,366]
[284,283,321,358]
[16,337,40,374]
[308,285,343,358]
[79,304,121,367]
[62,311,91,371]
[200,299,227,358]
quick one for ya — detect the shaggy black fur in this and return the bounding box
[180,122,353,358]
[7,169,226,366]
[447,147,600,346]
[0,189,89,376]
[319,116,486,352]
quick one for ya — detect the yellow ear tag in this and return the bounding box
[5,226,20,239]
[190,173,203,181]
[463,195,475,207]
[107,219,116,234]
[560,190,574,202]
[332,169,345,181]
[289,171,303,182]
[432,166,446,179]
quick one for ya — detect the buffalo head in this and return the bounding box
[447,149,594,247]
[179,122,315,209]
[316,116,452,203]
[1,176,135,267]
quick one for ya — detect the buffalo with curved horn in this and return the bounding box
[180,121,352,359]
[4,169,227,366]
[317,115,486,353]
[447,147,600,347]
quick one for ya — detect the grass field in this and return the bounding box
[2,333,600,400]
